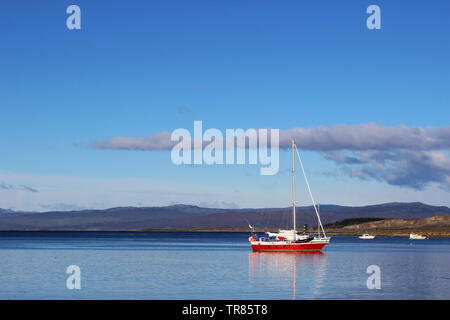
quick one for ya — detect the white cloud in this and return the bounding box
[92,123,450,190]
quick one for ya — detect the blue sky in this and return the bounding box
[0,0,449,211]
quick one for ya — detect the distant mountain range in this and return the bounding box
[0,202,449,231]
[0,208,15,214]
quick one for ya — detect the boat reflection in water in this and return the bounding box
[249,251,328,300]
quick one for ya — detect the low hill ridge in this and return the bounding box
[0,202,448,231]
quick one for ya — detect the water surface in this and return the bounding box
[0,232,449,299]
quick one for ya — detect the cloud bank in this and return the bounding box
[0,181,38,193]
[93,123,450,191]
[93,132,174,151]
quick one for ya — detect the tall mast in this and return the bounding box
[292,139,296,232]
[294,144,327,238]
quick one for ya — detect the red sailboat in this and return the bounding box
[249,140,330,252]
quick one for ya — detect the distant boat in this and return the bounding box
[248,140,330,252]
[359,234,375,239]
[410,233,427,240]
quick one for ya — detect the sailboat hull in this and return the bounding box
[250,241,328,252]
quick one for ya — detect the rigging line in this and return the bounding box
[294,144,327,238]
[242,216,253,230]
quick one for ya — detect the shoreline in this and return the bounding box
[1,228,449,238]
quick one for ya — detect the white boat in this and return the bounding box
[409,233,427,240]
[359,234,375,239]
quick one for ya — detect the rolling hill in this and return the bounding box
[0,202,449,231]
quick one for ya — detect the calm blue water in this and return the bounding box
[0,232,449,299]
